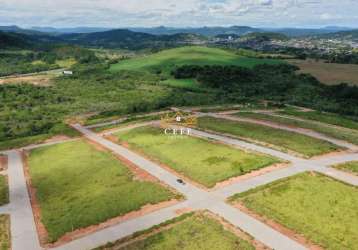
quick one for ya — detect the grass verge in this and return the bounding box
[332,161,358,175]
[27,139,177,243]
[230,172,358,250]
[279,109,358,130]
[237,112,358,146]
[114,126,280,188]
[0,215,10,250]
[95,212,255,250]
[197,116,340,158]
[0,176,9,206]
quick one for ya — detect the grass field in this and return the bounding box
[0,176,8,206]
[230,172,358,250]
[287,59,358,85]
[110,46,283,75]
[333,161,358,175]
[279,109,358,130]
[197,116,340,157]
[97,212,255,250]
[236,112,358,145]
[28,140,177,243]
[114,126,280,188]
[0,215,10,250]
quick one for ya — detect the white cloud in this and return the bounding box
[0,0,357,27]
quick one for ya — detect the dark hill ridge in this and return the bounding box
[60,29,207,49]
[0,31,32,48]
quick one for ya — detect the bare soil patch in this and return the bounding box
[213,163,289,190]
[233,202,323,250]
[0,74,54,86]
[287,59,358,86]
[0,155,8,171]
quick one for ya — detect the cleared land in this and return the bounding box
[287,59,358,85]
[27,140,177,243]
[114,126,280,188]
[230,172,358,250]
[197,116,340,158]
[0,176,8,206]
[0,74,54,86]
[0,215,10,250]
[236,112,358,145]
[110,46,283,75]
[96,212,255,250]
[279,109,358,130]
[333,161,358,175]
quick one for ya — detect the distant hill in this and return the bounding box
[31,26,113,34]
[240,32,288,41]
[130,26,262,37]
[0,25,45,35]
[0,31,31,49]
[60,29,207,49]
[314,30,358,41]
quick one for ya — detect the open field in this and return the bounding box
[110,46,283,75]
[27,140,177,243]
[0,176,8,206]
[0,74,55,86]
[0,215,10,250]
[236,112,358,145]
[197,116,340,158]
[333,161,358,175]
[279,109,358,130]
[287,59,358,85]
[230,172,358,250]
[114,126,280,188]
[96,212,255,250]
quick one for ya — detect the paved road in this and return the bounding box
[2,120,357,250]
[73,124,308,250]
[6,151,41,250]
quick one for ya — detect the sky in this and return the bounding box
[1,0,358,28]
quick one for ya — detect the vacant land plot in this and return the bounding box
[27,140,177,243]
[333,161,358,175]
[97,212,255,250]
[287,59,358,85]
[230,172,358,250]
[0,74,54,86]
[0,215,10,250]
[279,109,358,130]
[197,116,340,158]
[0,176,8,206]
[236,112,358,145]
[110,46,283,75]
[114,126,279,188]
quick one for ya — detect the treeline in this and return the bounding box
[0,46,98,77]
[172,64,358,116]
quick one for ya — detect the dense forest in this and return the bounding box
[172,64,358,116]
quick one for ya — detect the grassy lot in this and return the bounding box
[114,126,280,188]
[197,116,340,158]
[110,46,283,75]
[230,172,358,250]
[279,109,358,130]
[287,59,358,86]
[159,78,203,91]
[0,176,9,206]
[97,212,255,250]
[236,112,358,145]
[333,161,358,175]
[0,215,10,250]
[28,140,177,243]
